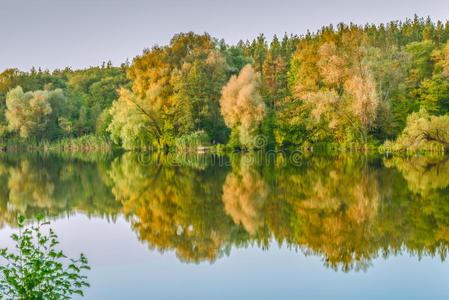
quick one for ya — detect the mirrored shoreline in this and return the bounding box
[0,151,448,272]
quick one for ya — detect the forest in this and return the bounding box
[1,15,449,152]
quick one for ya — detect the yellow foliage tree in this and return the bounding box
[220,65,266,147]
[291,33,378,145]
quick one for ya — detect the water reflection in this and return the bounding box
[0,151,448,272]
[223,154,268,235]
[0,152,120,224]
[109,152,237,263]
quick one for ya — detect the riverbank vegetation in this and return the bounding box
[1,16,449,152]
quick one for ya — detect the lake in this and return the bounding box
[0,151,448,299]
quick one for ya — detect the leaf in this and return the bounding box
[36,213,44,221]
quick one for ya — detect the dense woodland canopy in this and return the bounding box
[1,16,449,151]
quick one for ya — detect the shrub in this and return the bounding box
[0,215,90,299]
[387,109,449,152]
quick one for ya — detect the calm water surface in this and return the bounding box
[0,152,448,299]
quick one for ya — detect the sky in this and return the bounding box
[1,0,449,72]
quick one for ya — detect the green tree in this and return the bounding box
[108,89,161,150]
[389,108,449,151]
[171,50,228,142]
[5,87,65,142]
[419,74,449,114]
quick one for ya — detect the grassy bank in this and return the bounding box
[0,135,113,152]
[0,137,447,156]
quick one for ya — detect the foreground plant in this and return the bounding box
[0,214,90,299]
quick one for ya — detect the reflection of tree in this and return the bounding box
[382,155,449,260]
[222,154,268,234]
[0,163,15,228]
[109,152,244,263]
[264,154,449,271]
[0,152,448,272]
[8,160,56,212]
[383,155,449,196]
[269,155,380,271]
[0,153,119,227]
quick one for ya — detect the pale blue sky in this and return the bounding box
[1,0,448,72]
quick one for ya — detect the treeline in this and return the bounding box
[1,15,449,151]
[0,62,130,145]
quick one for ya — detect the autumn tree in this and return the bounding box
[291,32,378,145]
[275,41,322,147]
[220,64,266,148]
[109,32,232,147]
